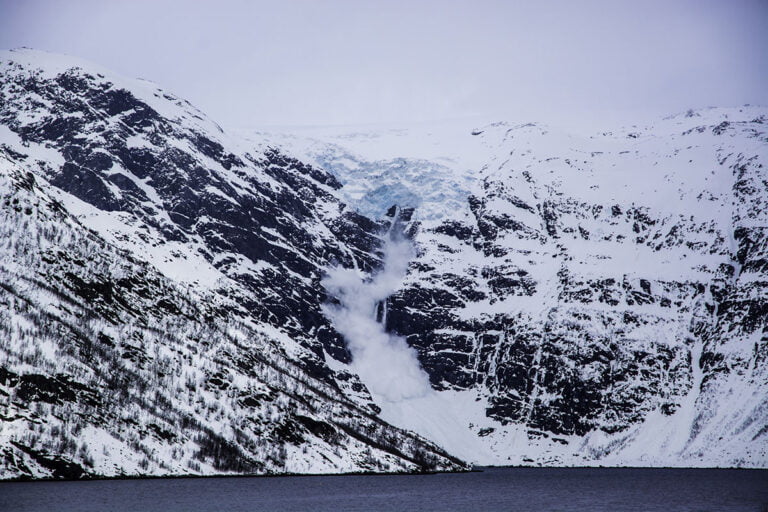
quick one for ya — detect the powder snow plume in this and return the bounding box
[322,235,431,402]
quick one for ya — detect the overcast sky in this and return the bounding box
[1,0,766,129]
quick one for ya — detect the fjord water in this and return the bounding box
[2,467,766,512]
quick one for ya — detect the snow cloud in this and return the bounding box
[322,234,431,402]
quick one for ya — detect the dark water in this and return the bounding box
[1,467,767,512]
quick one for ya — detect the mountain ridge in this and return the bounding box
[255,105,768,467]
[0,48,466,479]
[0,48,765,476]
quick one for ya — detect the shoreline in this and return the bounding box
[3,465,766,484]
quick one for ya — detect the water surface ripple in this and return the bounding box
[1,467,766,512]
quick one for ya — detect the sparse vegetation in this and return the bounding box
[0,159,464,479]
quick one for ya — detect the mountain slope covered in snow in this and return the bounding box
[0,48,765,475]
[262,109,768,467]
[0,49,465,479]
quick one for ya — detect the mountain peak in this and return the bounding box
[1,51,766,477]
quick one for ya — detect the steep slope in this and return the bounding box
[0,48,385,376]
[0,156,464,479]
[1,47,765,471]
[265,109,768,467]
[0,49,467,479]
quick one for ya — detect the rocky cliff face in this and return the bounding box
[0,49,465,479]
[0,48,765,475]
[266,112,768,467]
[0,49,390,370]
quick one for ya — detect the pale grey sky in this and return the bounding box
[1,0,766,129]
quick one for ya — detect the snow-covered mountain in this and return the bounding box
[257,109,768,467]
[0,48,765,477]
[0,49,464,479]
